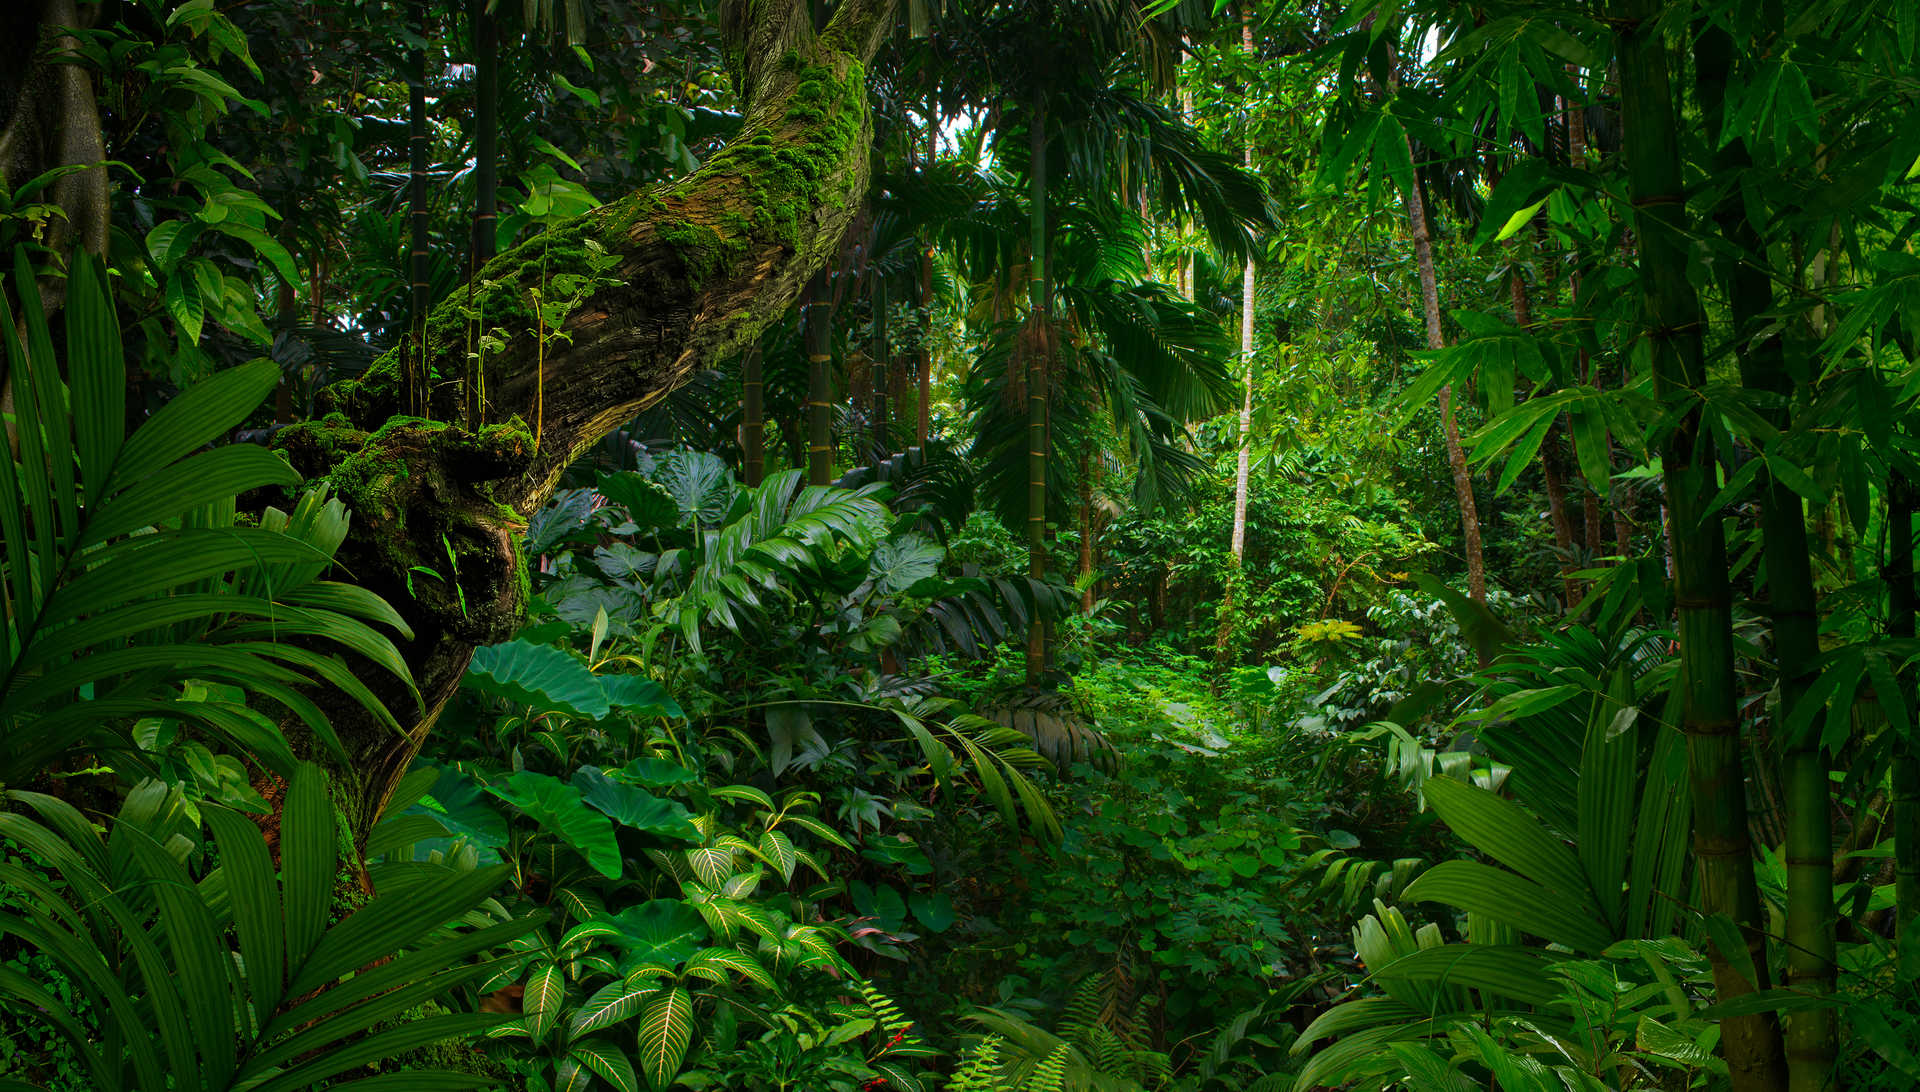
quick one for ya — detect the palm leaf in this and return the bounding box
[0,249,416,782]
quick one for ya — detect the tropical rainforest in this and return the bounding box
[3,0,1919,1088]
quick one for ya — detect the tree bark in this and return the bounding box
[1079,451,1095,614]
[870,277,889,458]
[918,243,933,448]
[1229,8,1256,566]
[275,0,896,836]
[1023,93,1050,684]
[471,0,499,269]
[1619,4,1787,1087]
[741,345,765,486]
[1404,164,1485,604]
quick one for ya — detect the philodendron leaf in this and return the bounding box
[596,472,678,531]
[466,640,610,719]
[572,767,700,842]
[486,770,622,879]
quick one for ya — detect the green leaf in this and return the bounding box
[909,891,956,933]
[524,962,565,1043]
[867,533,945,595]
[487,770,622,879]
[634,986,694,1089]
[573,766,700,842]
[593,900,708,968]
[1493,196,1550,242]
[600,674,685,719]
[466,640,610,719]
[611,757,699,789]
[571,981,655,1037]
[1402,860,1614,954]
[571,1039,641,1092]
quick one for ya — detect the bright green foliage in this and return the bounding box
[0,251,414,785]
[0,763,537,1091]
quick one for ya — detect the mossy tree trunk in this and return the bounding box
[271,0,896,838]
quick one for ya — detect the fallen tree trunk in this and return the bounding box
[266,0,895,836]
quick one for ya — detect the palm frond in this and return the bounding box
[0,249,415,783]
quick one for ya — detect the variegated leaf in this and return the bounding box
[571,1037,642,1092]
[684,946,774,989]
[560,920,626,956]
[686,845,736,888]
[645,846,692,882]
[524,962,567,1044]
[778,812,853,850]
[571,978,656,1037]
[635,985,695,1089]
[555,1055,595,1092]
[756,829,798,883]
[722,868,765,898]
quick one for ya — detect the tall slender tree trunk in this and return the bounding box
[918,243,933,448]
[1229,8,1256,565]
[406,0,430,418]
[1696,27,1832,1085]
[471,0,498,269]
[1509,253,1579,605]
[1619,5,1787,1087]
[1079,451,1095,614]
[742,345,765,486]
[1403,161,1485,604]
[804,270,834,486]
[870,278,889,458]
[1024,95,1050,684]
[465,0,498,427]
[1890,475,1920,960]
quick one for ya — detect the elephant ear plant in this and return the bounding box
[0,763,542,1091]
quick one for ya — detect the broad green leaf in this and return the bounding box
[466,640,610,719]
[1493,196,1550,242]
[573,766,699,842]
[591,900,708,968]
[487,770,622,879]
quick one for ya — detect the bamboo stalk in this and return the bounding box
[1619,4,1787,1087]
[1025,93,1049,683]
[1890,475,1920,963]
[742,345,765,487]
[804,271,834,487]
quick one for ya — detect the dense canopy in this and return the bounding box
[4,1,1920,1090]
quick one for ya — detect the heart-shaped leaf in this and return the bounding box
[487,770,622,879]
[466,640,609,719]
[573,766,700,842]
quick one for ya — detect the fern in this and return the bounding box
[946,1036,1009,1092]
[1025,1046,1071,1092]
